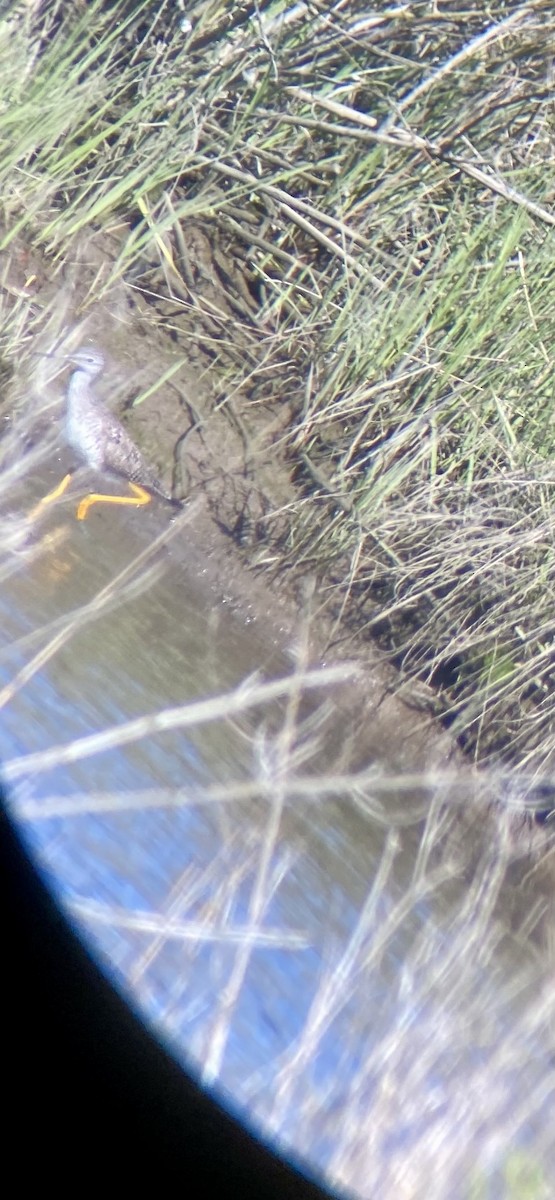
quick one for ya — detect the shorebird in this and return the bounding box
[32,347,180,521]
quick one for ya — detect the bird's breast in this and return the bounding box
[66,403,106,470]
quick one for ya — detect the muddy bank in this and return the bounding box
[2,223,554,854]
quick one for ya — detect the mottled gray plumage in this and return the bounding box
[65,347,174,501]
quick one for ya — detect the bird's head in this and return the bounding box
[66,347,105,379]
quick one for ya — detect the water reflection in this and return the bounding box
[1,482,554,1198]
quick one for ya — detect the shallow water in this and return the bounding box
[2,467,554,1196]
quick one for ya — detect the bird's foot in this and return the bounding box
[76,483,152,520]
[28,473,73,521]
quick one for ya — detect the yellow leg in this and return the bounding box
[28,472,73,520]
[77,483,152,521]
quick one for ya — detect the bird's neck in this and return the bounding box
[67,368,93,408]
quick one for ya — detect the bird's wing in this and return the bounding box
[97,407,166,494]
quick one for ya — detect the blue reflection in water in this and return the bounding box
[2,518,554,1192]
